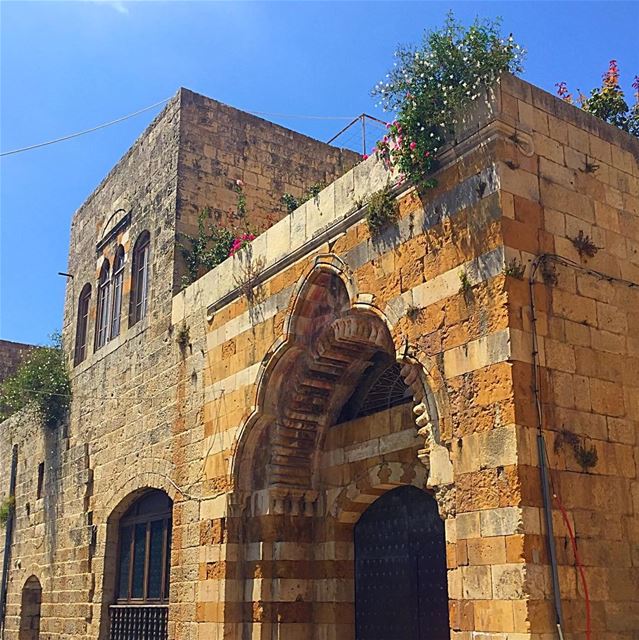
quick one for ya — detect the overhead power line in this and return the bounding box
[0,98,363,158]
[0,97,172,157]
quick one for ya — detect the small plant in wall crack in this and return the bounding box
[540,260,558,286]
[281,181,327,214]
[458,270,472,294]
[0,495,15,527]
[571,230,599,259]
[176,324,190,354]
[233,243,266,312]
[554,429,598,471]
[503,257,526,279]
[365,183,400,234]
[406,304,421,321]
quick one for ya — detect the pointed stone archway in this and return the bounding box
[227,256,455,639]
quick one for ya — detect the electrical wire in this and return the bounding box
[0,98,362,157]
[0,98,172,157]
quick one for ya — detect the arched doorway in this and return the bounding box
[354,486,449,640]
[19,576,42,640]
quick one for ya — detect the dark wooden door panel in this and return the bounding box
[354,486,449,640]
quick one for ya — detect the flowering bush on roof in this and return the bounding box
[372,13,525,188]
[557,60,639,137]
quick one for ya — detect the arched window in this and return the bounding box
[110,490,171,639]
[130,231,150,327]
[337,356,413,422]
[95,260,111,350]
[19,575,42,640]
[110,246,125,339]
[116,490,172,603]
[74,284,91,366]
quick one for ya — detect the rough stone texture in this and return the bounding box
[0,340,37,384]
[1,76,638,640]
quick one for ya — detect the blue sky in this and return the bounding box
[1,1,637,345]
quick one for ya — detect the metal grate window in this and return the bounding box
[356,361,413,417]
[338,358,413,423]
[109,604,167,640]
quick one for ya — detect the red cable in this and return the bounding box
[553,491,592,640]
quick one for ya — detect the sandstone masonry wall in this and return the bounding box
[0,340,37,384]
[2,75,637,640]
[174,88,359,290]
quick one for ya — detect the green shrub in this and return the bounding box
[0,332,70,428]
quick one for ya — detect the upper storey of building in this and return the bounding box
[62,87,358,375]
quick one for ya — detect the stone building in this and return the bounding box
[1,75,638,640]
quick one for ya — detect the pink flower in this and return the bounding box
[409,141,417,150]
[362,154,369,160]
[424,151,430,157]
[235,179,244,188]
[228,233,255,257]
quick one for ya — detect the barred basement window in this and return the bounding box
[110,246,125,339]
[95,260,111,350]
[73,283,91,366]
[129,231,150,327]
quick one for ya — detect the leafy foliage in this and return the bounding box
[372,13,525,187]
[365,183,399,234]
[180,180,256,287]
[179,209,235,288]
[0,332,71,429]
[557,61,638,137]
[281,182,327,214]
[0,495,15,527]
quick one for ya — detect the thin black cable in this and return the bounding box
[1,99,360,157]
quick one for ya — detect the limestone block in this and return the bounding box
[480,507,522,537]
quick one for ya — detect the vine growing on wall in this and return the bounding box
[0,332,71,429]
[180,179,256,288]
[557,60,639,137]
[371,13,525,188]
[281,181,327,214]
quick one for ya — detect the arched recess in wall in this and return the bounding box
[231,254,453,513]
[18,575,42,640]
[97,488,172,640]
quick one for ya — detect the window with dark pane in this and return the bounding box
[95,260,111,350]
[129,231,150,327]
[110,245,125,338]
[73,284,91,366]
[337,354,413,423]
[115,490,172,604]
[117,526,131,599]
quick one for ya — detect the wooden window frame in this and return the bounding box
[95,260,111,350]
[115,494,172,605]
[73,284,91,366]
[110,246,125,339]
[129,232,150,327]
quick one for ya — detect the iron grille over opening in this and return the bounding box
[109,605,167,640]
[356,361,412,417]
[338,356,413,423]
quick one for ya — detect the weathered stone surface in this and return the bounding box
[2,74,638,640]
